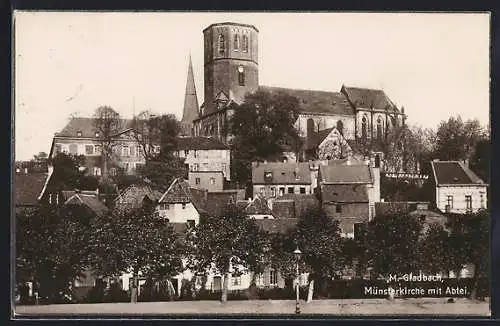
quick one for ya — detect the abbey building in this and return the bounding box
[180,22,407,151]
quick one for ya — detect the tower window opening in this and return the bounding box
[242,35,249,52]
[377,117,383,140]
[238,66,245,86]
[361,115,368,139]
[233,34,240,51]
[218,34,225,55]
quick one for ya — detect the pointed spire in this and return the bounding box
[180,54,199,136]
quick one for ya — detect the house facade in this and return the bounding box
[430,160,488,214]
[318,163,381,238]
[188,171,224,192]
[252,162,314,199]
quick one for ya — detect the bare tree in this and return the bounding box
[93,106,121,179]
[130,110,161,163]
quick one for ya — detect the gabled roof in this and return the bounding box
[306,128,334,150]
[64,194,109,217]
[319,164,373,184]
[255,218,298,234]
[55,117,133,138]
[321,184,369,203]
[14,172,51,207]
[431,161,485,186]
[115,184,163,206]
[159,178,192,204]
[259,86,353,116]
[341,86,399,112]
[176,137,229,150]
[252,162,311,185]
[62,190,99,201]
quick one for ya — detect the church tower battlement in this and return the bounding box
[203,22,259,116]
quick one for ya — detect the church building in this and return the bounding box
[179,22,407,154]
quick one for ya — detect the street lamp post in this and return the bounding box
[293,247,302,315]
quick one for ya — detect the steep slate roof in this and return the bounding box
[14,173,50,207]
[431,161,485,186]
[204,189,246,217]
[176,137,229,150]
[259,86,353,115]
[341,86,399,112]
[158,178,209,213]
[255,218,298,234]
[252,162,311,185]
[55,117,134,138]
[64,194,109,217]
[321,184,369,203]
[319,164,373,184]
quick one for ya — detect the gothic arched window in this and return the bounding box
[233,34,240,51]
[218,34,225,55]
[377,117,383,139]
[361,115,368,139]
[336,120,344,135]
[242,35,249,52]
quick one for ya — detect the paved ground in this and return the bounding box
[14,298,490,317]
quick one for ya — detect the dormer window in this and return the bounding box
[77,131,82,137]
[264,171,273,183]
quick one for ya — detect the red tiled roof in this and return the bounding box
[321,184,369,203]
[341,86,399,112]
[252,162,311,185]
[319,164,373,184]
[259,86,353,115]
[14,173,50,207]
[431,161,485,186]
[176,137,229,150]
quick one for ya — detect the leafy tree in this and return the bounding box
[361,212,423,279]
[291,207,344,298]
[470,138,490,183]
[416,223,450,275]
[434,116,487,161]
[93,106,122,179]
[88,205,183,303]
[16,205,94,303]
[187,205,268,302]
[228,90,303,186]
[48,152,99,191]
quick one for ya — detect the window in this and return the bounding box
[122,146,130,157]
[203,163,209,170]
[184,150,189,156]
[136,146,143,157]
[187,220,195,228]
[218,34,225,54]
[130,146,135,157]
[336,204,342,213]
[77,131,82,137]
[85,145,94,155]
[279,187,285,196]
[194,150,198,158]
[256,273,264,286]
[195,178,201,185]
[288,187,294,194]
[123,163,129,172]
[95,145,101,154]
[93,167,101,176]
[193,163,199,171]
[337,120,344,135]
[182,203,186,209]
[271,187,276,197]
[446,195,454,210]
[153,145,161,153]
[69,144,78,155]
[300,187,306,194]
[110,168,117,176]
[377,117,383,140]
[264,171,273,182]
[242,34,249,52]
[361,115,368,139]
[231,276,241,286]
[159,203,169,210]
[55,144,62,154]
[210,178,216,185]
[237,66,245,86]
[269,270,278,286]
[465,195,472,212]
[480,193,485,208]
[233,34,240,51]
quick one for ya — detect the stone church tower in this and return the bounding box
[202,22,259,116]
[180,55,199,136]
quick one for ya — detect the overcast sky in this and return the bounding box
[14,12,489,161]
